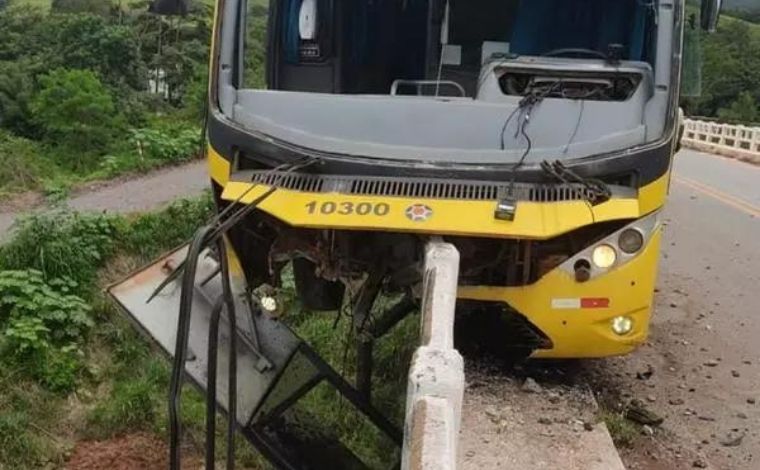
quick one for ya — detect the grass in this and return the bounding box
[279,287,419,466]
[0,367,70,468]
[600,410,641,448]
[0,195,215,468]
[11,0,217,8]
[0,119,202,204]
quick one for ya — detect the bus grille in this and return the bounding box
[242,171,608,203]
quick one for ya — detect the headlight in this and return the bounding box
[559,210,661,282]
[619,229,645,254]
[592,244,617,269]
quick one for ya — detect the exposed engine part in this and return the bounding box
[499,71,641,102]
[455,300,554,360]
[220,201,630,295]
[293,257,346,311]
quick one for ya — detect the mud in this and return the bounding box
[65,433,203,470]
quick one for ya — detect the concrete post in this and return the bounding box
[402,242,465,470]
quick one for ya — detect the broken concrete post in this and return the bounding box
[402,242,465,470]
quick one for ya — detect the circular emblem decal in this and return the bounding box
[405,204,433,222]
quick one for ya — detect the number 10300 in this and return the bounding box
[305,201,390,217]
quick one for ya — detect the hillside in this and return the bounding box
[725,0,760,11]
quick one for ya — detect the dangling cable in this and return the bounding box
[147,157,320,305]
[563,100,585,155]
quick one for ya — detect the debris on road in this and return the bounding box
[719,430,745,448]
[521,377,543,394]
[636,365,654,380]
[625,400,664,426]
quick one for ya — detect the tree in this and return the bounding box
[691,20,760,117]
[31,69,122,166]
[0,61,36,137]
[0,8,46,62]
[36,14,146,90]
[718,91,759,123]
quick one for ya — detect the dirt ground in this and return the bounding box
[65,433,203,470]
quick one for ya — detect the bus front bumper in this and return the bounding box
[458,228,662,359]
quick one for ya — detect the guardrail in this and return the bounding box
[682,119,760,163]
[402,242,465,470]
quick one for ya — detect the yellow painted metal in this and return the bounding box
[459,228,663,358]
[638,169,672,215]
[209,146,231,185]
[221,179,644,239]
[210,147,670,239]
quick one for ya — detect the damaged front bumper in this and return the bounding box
[458,222,663,359]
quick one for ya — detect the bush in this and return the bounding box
[0,131,50,194]
[31,68,122,166]
[0,270,92,392]
[51,0,112,16]
[120,194,214,258]
[129,124,200,164]
[718,91,760,123]
[0,210,119,288]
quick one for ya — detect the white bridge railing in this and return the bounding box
[682,119,760,162]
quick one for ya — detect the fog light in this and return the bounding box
[592,244,617,269]
[611,316,634,336]
[619,229,645,254]
[574,259,592,283]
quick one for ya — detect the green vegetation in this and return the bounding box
[0,196,213,468]
[0,2,211,199]
[32,69,124,164]
[0,193,416,468]
[278,292,418,466]
[682,10,760,123]
[600,410,641,448]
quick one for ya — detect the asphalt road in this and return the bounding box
[600,149,760,470]
[0,161,208,241]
